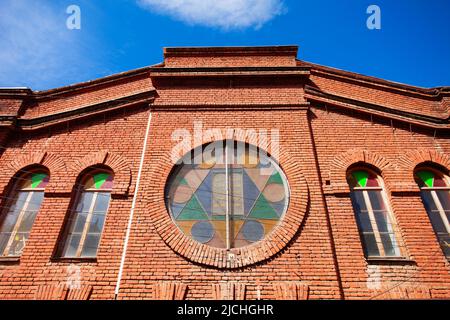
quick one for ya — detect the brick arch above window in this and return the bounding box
[144,135,309,269]
[396,149,450,192]
[327,149,392,194]
[69,150,132,195]
[2,151,67,193]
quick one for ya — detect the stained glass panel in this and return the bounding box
[20,172,49,189]
[84,173,113,190]
[166,142,289,249]
[348,170,379,188]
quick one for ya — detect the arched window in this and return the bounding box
[0,169,49,257]
[347,168,403,258]
[415,167,450,258]
[60,170,113,258]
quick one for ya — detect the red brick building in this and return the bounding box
[0,46,449,300]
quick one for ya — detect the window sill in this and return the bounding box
[50,257,97,264]
[366,256,416,265]
[0,256,21,264]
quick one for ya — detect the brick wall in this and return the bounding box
[0,46,448,300]
[310,104,450,299]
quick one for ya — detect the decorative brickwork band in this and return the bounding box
[371,285,431,300]
[211,282,246,300]
[69,150,133,195]
[34,284,68,300]
[273,282,309,300]
[150,282,188,300]
[66,285,93,300]
[33,284,93,300]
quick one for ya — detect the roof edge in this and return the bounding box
[300,60,450,98]
[34,66,152,99]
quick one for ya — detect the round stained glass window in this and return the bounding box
[165,141,290,249]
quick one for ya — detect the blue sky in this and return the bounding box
[1,0,449,91]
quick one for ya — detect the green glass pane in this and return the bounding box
[267,172,284,185]
[179,178,188,185]
[248,194,278,220]
[93,173,110,189]
[352,171,369,188]
[31,173,47,189]
[177,195,208,221]
[417,170,434,188]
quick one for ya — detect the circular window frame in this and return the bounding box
[146,139,309,269]
[165,141,291,250]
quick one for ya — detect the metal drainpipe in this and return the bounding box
[114,107,153,299]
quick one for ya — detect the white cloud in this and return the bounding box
[0,0,98,90]
[137,0,286,30]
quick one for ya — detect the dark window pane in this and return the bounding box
[368,191,386,211]
[428,211,447,234]
[355,212,373,232]
[75,192,94,213]
[437,233,450,257]
[436,190,450,211]
[350,191,367,213]
[27,192,44,212]
[420,190,450,258]
[0,232,11,255]
[362,233,380,257]
[93,193,110,214]
[88,214,105,233]
[7,232,29,256]
[420,191,438,212]
[374,210,390,233]
[63,234,81,257]
[81,234,100,257]
[380,232,397,256]
[17,210,38,232]
[0,192,29,233]
[71,212,87,234]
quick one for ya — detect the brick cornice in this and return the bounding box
[149,66,310,78]
[145,136,309,269]
[306,86,450,129]
[16,91,155,131]
[301,60,449,99]
[33,67,151,100]
[164,45,298,57]
[151,103,310,111]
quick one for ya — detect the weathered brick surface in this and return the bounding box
[0,46,448,300]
